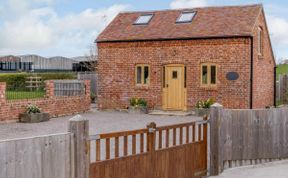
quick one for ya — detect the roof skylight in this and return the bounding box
[176,12,196,23]
[134,14,153,25]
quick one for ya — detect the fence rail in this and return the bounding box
[54,80,85,97]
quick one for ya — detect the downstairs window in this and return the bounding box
[201,63,217,87]
[136,64,150,86]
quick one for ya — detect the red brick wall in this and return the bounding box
[0,80,91,122]
[97,38,255,109]
[252,10,276,108]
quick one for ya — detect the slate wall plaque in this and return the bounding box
[226,72,239,81]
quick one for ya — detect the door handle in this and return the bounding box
[166,84,169,88]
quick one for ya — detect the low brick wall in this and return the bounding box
[0,80,91,122]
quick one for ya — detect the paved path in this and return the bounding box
[211,160,288,178]
[0,110,201,140]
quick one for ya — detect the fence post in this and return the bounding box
[203,115,208,175]
[0,82,6,104]
[45,80,55,98]
[147,122,156,152]
[69,115,90,178]
[285,74,288,104]
[209,103,223,176]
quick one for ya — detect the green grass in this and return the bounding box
[276,64,288,80]
[6,90,45,100]
[276,100,283,107]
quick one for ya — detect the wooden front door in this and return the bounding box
[163,65,186,110]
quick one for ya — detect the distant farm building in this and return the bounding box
[72,56,98,72]
[20,55,75,72]
[0,55,97,72]
[0,55,32,72]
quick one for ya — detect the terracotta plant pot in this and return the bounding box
[19,113,50,123]
[128,106,148,114]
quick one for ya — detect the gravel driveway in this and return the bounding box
[210,160,288,178]
[0,110,201,140]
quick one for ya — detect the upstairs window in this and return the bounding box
[258,27,263,55]
[134,14,153,25]
[201,63,217,86]
[176,11,196,23]
[136,64,150,86]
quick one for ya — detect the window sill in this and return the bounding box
[135,85,150,90]
[200,85,218,91]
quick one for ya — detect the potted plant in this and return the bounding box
[19,104,50,123]
[128,97,148,114]
[195,98,214,116]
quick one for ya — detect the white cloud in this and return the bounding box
[0,1,130,57]
[0,8,56,49]
[170,0,209,9]
[267,15,288,46]
[266,15,288,60]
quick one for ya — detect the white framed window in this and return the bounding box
[258,27,263,55]
[201,63,217,86]
[135,64,150,86]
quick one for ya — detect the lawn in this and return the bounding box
[6,90,45,100]
[276,64,288,80]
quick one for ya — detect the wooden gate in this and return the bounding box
[89,118,207,178]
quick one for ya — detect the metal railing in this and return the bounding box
[6,81,45,100]
[54,80,85,97]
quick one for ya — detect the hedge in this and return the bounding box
[0,72,76,90]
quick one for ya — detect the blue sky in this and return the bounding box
[0,0,287,62]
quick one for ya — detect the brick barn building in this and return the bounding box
[96,4,276,110]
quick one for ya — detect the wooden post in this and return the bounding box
[147,122,156,152]
[203,115,208,173]
[209,103,223,176]
[69,115,90,178]
[147,122,156,178]
[284,74,288,103]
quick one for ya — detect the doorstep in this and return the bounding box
[149,110,194,116]
[90,103,98,112]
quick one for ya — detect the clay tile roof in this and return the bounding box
[96,4,262,42]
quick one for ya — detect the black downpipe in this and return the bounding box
[250,37,254,109]
[274,66,277,107]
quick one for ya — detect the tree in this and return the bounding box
[82,44,98,71]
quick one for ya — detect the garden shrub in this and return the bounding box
[26,104,41,114]
[0,73,28,89]
[196,98,215,109]
[0,72,76,90]
[38,72,76,81]
[130,97,147,107]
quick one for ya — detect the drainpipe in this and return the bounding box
[250,37,254,109]
[274,66,277,107]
